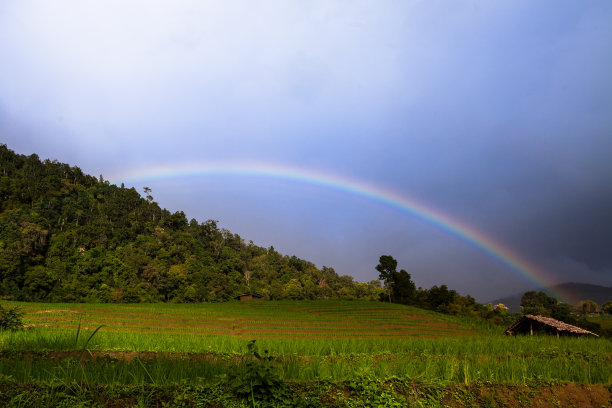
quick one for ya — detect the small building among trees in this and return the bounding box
[504,314,598,337]
[235,293,263,301]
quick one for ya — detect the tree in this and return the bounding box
[376,255,398,303]
[143,187,153,204]
[426,285,456,312]
[601,301,612,315]
[520,291,557,315]
[520,290,575,323]
[494,303,508,312]
[375,255,416,304]
[577,299,598,316]
[394,269,416,304]
[282,278,303,300]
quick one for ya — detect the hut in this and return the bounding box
[504,314,598,337]
[235,293,263,301]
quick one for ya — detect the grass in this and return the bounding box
[3,300,484,354]
[15,300,477,335]
[588,315,612,330]
[0,300,610,388]
[0,349,609,385]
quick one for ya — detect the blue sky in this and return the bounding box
[1,1,611,300]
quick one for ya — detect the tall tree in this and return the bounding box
[143,187,153,204]
[394,269,416,305]
[376,255,397,303]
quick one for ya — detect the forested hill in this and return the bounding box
[0,144,383,303]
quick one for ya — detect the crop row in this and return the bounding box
[0,348,609,385]
[24,316,465,331]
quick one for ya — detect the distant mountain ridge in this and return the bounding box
[489,283,612,313]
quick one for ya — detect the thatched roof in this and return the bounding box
[504,314,598,337]
[234,293,263,300]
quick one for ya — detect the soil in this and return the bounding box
[443,383,611,408]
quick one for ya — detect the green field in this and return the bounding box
[4,300,479,354]
[1,300,611,407]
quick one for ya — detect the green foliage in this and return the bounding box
[577,299,599,315]
[346,376,409,407]
[375,255,416,304]
[0,144,382,303]
[521,291,561,317]
[0,304,24,331]
[600,300,612,315]
[229,340,288,406]
[0,372,608,407]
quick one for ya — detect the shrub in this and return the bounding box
[0,304,24,331]
[230,340,287,405]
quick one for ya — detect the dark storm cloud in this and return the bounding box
[494,147,612,273]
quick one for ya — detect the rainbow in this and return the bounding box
[111,161,570,303]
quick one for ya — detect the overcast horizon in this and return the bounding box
[2,1,611,301]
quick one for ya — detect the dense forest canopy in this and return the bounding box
[0,144,384,303]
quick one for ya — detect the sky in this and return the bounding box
[1,1,611,301]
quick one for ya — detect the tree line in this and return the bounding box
[375,255,513,325]
[375,254,610,335]
[0,144,383,303]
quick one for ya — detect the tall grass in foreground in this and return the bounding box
[1,328,610,385]
[0,350,609,385]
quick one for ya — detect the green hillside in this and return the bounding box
[7,300,479,350]
[0,144,382,303]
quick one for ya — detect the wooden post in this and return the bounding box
[556,330,559,339]
[530,321,533,336]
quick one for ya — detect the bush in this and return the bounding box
[0,304,24,331]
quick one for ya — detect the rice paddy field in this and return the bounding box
[1,300,611,407]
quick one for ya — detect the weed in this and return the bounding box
[230,340,288,407]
